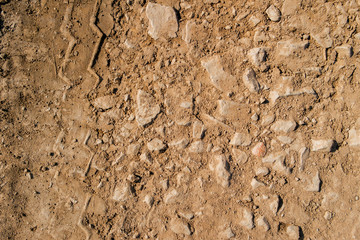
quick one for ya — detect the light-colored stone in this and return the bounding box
[282,0,301,16]
[169,138,189,149]
[271,120,297,133]
[262,152,285,164]
[349,128,360,147]
[266,5,281,22]
[251,178,265,189]
[335,45,353,58]
[193,121,206,139]
[312,27,333,48]
[183,20,196,44]
[93,95,115,110]
[144,195,154,207]
[164,189,179,204]
[147,138,166,151]
[178,210,194,220]
[257,216,270,231]
[220,227,235,239]
[127,143,141,155]
[277,40,309,57]
[261,114,275,126]
[230,132,252,146]
[240,208,254,229]
[299,147,310,171]
[189,141,204,153]
[286,225,300,240]
[311,139,336,152]
[252,142,267,157]
[248,48,267,67]
[113,182,133,201]
[146,2,178,40]
[277,135,294,144]
[136,90,160,127]
[255,167,269,176]
[209,155,231,187]
[243,67,260,93]
[269,195,280,216]
[232,149,248,164]
[324,211,332,220]
[306,171,321,192]
[170,218,191,236]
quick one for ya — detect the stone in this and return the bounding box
[146,2,178,40]
[277,40,309,57]
[251,178,265,189]
[349,128,360,147]
[277,136,294,144]
[272,157,291,175]
[261,114,275,126]
[201,56,237,91]
[147,138,166,152]
[189,141,204,153]
[249,15,261,27]
[286,225,300,240]
[170,218,191,236]
[266,5,281,22]
[306,171,321,192]
[183,20,195,44]
[248,48,267,67]
[220,227,235,239]
[252,142,267,157]
[178,210,194,220]
[136,90,160,127]
[232,149,248,164]
[243,67,260,93]
[335,45,353,58]
[144,195,154,207]
[298,147,310,171]
[257,216,270,231]
[262,152,285,164]
[324,211,332,220]
[240,209,254,230]
[209,155,231,187]
[193,121,206,139]
[230,132,252,146]
[255,167,269,176]
[113,182,133,201]
[251,113,259,121]
[269,195,280,216]
[311,28,333,48]
[127,143,141,155]
[169,138,189,149]
[164,189,179,204]
[282,0,301,16]
[271,120,297,133]
[311,139,337,152]
[93,95,115,110]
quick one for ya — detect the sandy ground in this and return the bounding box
[1,0,360,239]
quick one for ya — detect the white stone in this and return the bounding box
[277,40,309,57]
[230,132,252,146]
[147,138,166,151]
[193,121,206,139]
[262,152,285,164]
[312,27,333,48]
[271,120,297,133]
[127,143,141,155]
[266,5,281,22]
[169,138,189,149]
[243,68,260,93]
[146,2,178,40]
[232,149,248,164]
[324,211,332,220]
[240,209,254,229]
[209,155,231,187]
[257,216,270,231]
[273,157,291,175]
[251,178,265,189]
[144,195,154,207]
[136,90,160,126]
[189,141,204,153]
[248,48,267,67]
[306,172,321,192]
[170,218,191,236]
[164,189,179,204]
[255,167,269,176]
[261,114,275,126]
[311,139,336,152]
[299,147,310,171]
[183,20,195,44]
[249,15,260,27]
[286,225,300,240]
[93,95,115,110]
[277,135,294,144]
[113,182,132,201]
[220,227,235,239]
[178,210,194,220]
[282,0,301,16]
[349,128,360,147]
[269,195,280,216]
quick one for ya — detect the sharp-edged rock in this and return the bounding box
[230,132,252,146]
[243,67,260,93]
[136,90,160,127]
[311,139,337,152]
[209,154,231,187]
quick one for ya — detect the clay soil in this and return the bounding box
[1,0,360,239]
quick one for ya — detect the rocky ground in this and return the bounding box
[1,0,360,239]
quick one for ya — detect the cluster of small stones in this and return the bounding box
[80,1,360,239]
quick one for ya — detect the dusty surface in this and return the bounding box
[1,0,360,239]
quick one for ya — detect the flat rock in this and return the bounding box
[349,128,360,147]
[277,40,309,57]
[189,141,204,153]
[136,90,160,127]
[232,149,248,164]
[169,138,189,149]
[209,155,231,187]
[113,182,133,201]
[240,208,254,230]
[147,138,166,151]
[335,45,353,58]
[306,171,321,192]
[127,143,141,155]
[230,132,252,146]
[220,227,235,239]
[248,48,267,67]
[243,67,260,93]
[164,189,179,204]
[311,139,337,152]
[282,0,301,16]
[193,121,206,139]
[255,167,269,176]
[146,2,178,40]
[266,5,281,22]
[299,147,310,171]
[271,120,297,133]
[252,142,267,157]
[311,27,333,48]
[256,216,270,231]
[93,95,115,110]
[170,218,191,236]
[286,225,300,240]
[251,178,265,189]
